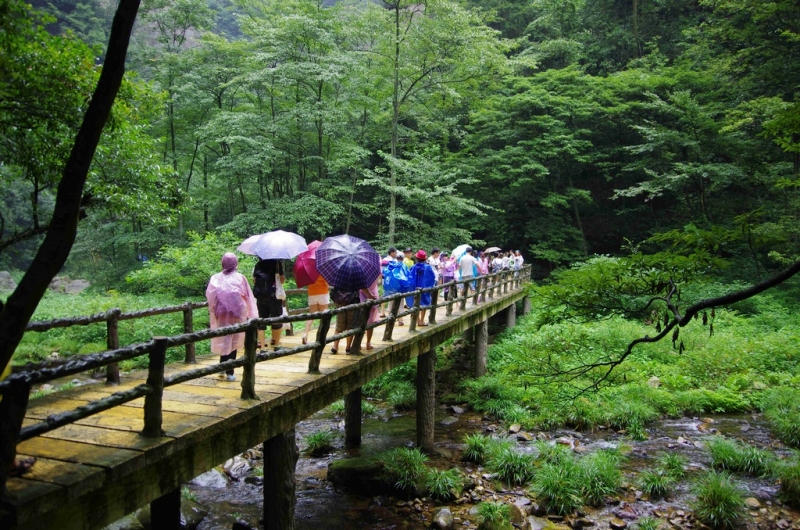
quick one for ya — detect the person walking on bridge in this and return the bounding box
[206,253,258,382]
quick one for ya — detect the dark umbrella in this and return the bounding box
[316,235,381,291]
[293,240,322,288]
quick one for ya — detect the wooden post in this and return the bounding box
[307,314,332,374]
[416,344,436,452]
[344,388,362,449]
[241,324,258,400]
[382,297,402,342]
[183,301,196,363]
[263,429,299,530]
[150,487,181,530]
[473,277,482,305]
[522,296,532,315]
[105,308,121,385]
[409,291,421,332]
[459,281,468,312]
[475,319,488,377]
[0,379,31,500]
[488,274,495,299]
[141,337,167,438]
[349,307,369,356]
[446,284,455,317]
[506,302,516,330]
[428,288,439,325]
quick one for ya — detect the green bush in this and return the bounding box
[706,436,776,477]
[533,441,573,465]
[690,471,744,529]
[475,501,511,530]
[638,469,676,499]
[424,468,462,502]
[304,430,336,457]
[380,447,428,492]
[635,517,662,530]
[363,360,417,398]
[487,448,536,486]
[462,433,493,464]
[328,400,346,415]
[530,459,583,515]
[776,453,800,507]
[762,388,800,447]
[579,450,623,506]
[387,381,416,409]
[656,452,688,479]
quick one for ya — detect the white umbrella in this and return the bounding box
[451,244,471,258]
[238,230,308,260]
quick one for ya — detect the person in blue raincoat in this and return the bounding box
[406,250,437,327]
[383,255,412,326]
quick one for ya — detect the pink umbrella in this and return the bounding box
[293,240,323,288]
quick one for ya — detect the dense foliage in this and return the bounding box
[0,0,797,290]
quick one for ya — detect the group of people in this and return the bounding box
[205,246,524,380]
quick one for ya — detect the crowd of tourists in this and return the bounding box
[205,245,523,380]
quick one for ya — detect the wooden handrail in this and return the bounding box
[0,265,532,484]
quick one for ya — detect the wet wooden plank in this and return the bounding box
[13,455,106,499]
[41,424,174,454]
[15,437,145,480]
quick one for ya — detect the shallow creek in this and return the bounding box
[186,406,800,530]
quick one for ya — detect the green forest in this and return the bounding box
[2,0,798,287]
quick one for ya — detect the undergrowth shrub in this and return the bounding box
[380,447,428,492]
[635,516,662,530]
[776,452,800,507]
[656,453,688,479]
[691,471,744,529]
[424,468,462,502]
[487,448,536,486]
[638,469,676,499]
[304,430,336,457]
[475,501,511,530]
[761,388,800,447]
[387,381,416,409]
[706,436,776,477]
[579,450,623,505]
[530,458,583,515]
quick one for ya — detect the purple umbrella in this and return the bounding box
[316,235,381,291]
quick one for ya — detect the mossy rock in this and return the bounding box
[327,456,394,496]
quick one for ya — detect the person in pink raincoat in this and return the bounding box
[206,253,258,381]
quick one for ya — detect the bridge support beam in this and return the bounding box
[475,319,488,378]
[506,302,516,330]
[344,388,362,448]
[150,487,181,530]
[416,345,437,452]
[522,296,532,316]
[263,429,299,530]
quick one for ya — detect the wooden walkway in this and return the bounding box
[3,283,528,530]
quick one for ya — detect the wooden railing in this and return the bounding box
[0,266,531,495]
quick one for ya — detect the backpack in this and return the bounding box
[383,261,413,293]
[253,267,275,298]
[331,287,359,306]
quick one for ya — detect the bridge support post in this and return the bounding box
[506,302,516,330]
[462,326,474,345]
[416,344,436,452]
[263,428,299,530]
[106,308,121,385]
[344,388,362,448]
[475,319,488,378]
[150,487,181,530]
[522,296,532,316]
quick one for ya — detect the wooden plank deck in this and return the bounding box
[3,287,527,530]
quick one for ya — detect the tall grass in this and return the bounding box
[706,436,776,477]
[380,447,428,492]
[691,471,744,529]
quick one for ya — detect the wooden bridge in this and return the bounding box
[0,266,531,530]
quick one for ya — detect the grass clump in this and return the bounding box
[387,381,416,410]
[486,448,536,486]
[304,430,336,457]
[530,458,583,515]
[776,452,800,507]
[579,449,623,506]
[475,501,511,530]
[424,468,463,502]
[380,447,428,492]
[706,436,776,477]
[656,452,688,479]
[462,433,493,464]
[181,486,198,503]
[690,471,744,529]
[638,469,676,500]
[762,388,800,448]
[328,400,346,415]
[533,441,572,465]
[635,517,662,530]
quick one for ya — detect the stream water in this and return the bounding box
[184,405,800,530]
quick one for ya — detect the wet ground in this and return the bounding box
[186,405,800,530]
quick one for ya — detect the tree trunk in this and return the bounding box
[475,319,488,378]
[0,0,142,374]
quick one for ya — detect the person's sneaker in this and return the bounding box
[226,374,236,382]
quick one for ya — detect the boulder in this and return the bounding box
[508,503,526,524]
[190,468,230,489]
[450,405,465,414]
[509,424,521,434]
[745,497,761,509]
[433,507,454,529]
[0,271,16,291]
[64,279,90,294]
[526,516,550,530]
[223,456,251,478]
[134,499,207,530]
[517,432,533,442]
[647,376,660,388]
[441,416,459,425]
[609,518,627,530]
